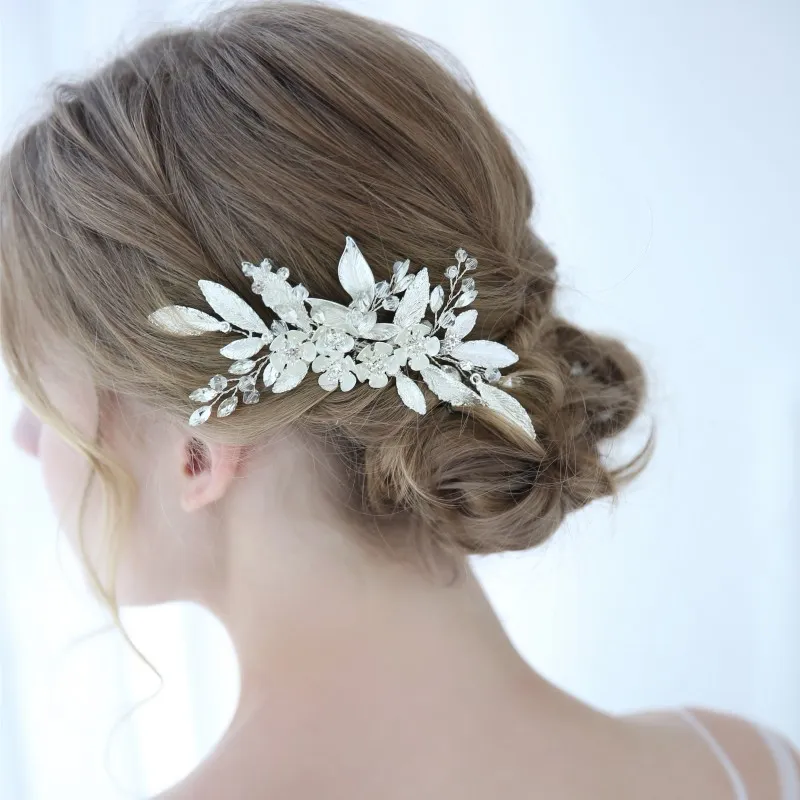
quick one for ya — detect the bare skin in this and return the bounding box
[11,368,800,800]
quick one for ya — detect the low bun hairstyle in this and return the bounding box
[0,1,650,574]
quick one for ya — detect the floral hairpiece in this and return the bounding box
[147,236,535,440]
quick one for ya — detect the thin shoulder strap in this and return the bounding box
[757,724,800,799]
[676,707,749,800]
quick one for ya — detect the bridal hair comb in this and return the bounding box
[148,237,536,440]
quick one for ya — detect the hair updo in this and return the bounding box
[0,1,650,572]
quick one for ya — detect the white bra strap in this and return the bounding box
[676,708,749,800]
[757,725,800,800]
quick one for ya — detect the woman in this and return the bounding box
[3,2,798,798]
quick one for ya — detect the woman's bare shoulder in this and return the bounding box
[623,705,800,799]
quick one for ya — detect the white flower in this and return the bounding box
[394,323,441,371]
[269,329,316,377]
[313,325,355,356]
[354,341,402,388]
[312,353,358,391]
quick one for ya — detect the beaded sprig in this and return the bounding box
[147,236,535,440]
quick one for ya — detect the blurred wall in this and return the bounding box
[1,1,798,797]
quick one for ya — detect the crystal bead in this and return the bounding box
[395,274,414,292]
[440,365,460,379]
[189,406,212,426]
[260,331,274,344]
[459,360,474,371]
[484,367,501,383]
[375,280,391,298]
[465,257,478,271]
[229,359,256,374]
[393,259,410,279]
[429,285,444,312]
[209,375,228,391]
[461,277,475,291]
[276,267,290,280]
[445,265,459,279]
[237,375,256,392]
[190,387,218,402]
[243,390,260,404]
[499,375,519,388]
[455,248,468,263]
[217,395,238,417]
[262,362,279,388]
[455,290,477,307]
[439,310,456,327]
[382,295,400,311]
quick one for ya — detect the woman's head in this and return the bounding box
[1,1,648,610]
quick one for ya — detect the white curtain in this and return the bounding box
[1,1,798,797]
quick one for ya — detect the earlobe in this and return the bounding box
[180,437,243,513]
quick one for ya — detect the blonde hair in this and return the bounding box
[0,1,650,605]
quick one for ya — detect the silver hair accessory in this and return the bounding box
[147,236,536,440]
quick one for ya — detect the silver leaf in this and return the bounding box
[198,280,269,334]
[219,337,266,359]
[364,322,401,341]
[476,381,536,440]
[393,268,430,330]
[447,309,478,341]
[338,236,375,304]
[395,372,426,415]
[420,365,481,407]
[429,285,444,313]
[148,305,223,336]
[450,340,519,368]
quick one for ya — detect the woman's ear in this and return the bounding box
[180,436,244,513]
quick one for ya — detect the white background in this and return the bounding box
[1,1,798,798]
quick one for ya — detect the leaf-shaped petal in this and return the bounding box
[395,372,426,415]
[338,236,375,303]
[258,272,293,307]
[363,323,401,341]
[219,337,266,359]
[306,299,358,334]
[148,306,222,335]
[451,340,518,368]
[272,360,309,393]
[476,381,536,440]
[198,280,269,334]
[447,309,478,341]
[419,365,481,407]
[393,268,430,330]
